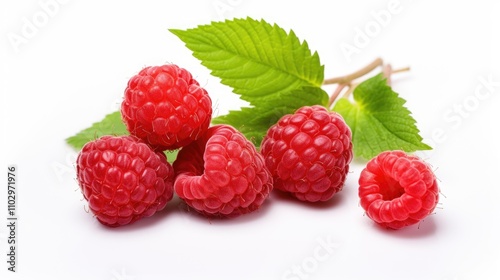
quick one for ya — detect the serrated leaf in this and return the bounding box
[212,86,329,146]
[333,74,431,159]
[67,111,180,162]
[66,111,128,150]
[170,17,324,104]
[172,17,327,146]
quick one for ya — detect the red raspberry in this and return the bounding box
[261,105,353,202]
[173,125,273,218]
[121,64,212,151]
[358,150,439,229]
[76,136,174,227]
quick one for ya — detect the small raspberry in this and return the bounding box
[358,150,439,229]
[261,105,353,202]
[121,64,212,151]
[76,136,174,227]
[173,125,273,218]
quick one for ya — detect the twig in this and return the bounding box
[323,57,383,85]
[383,64,393,85]
[328,83,348,108]
[325,58,411,106]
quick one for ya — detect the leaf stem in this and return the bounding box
[327,62,411,108]
[383,64,393,85]
[323,57,383,85]
[328,83,348,108]
[393,66,411,74]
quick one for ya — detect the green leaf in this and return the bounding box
[212,86,329,146]
[66,111,128,150]
[171,17,327,146]
[164,150,179,163]
[67,111,180,162]
[333,74,431,159]
[170,17,324,104]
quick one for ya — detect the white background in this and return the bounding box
[1,0,499,279]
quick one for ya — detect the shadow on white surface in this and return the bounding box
[93,192,278,232]
[270,189,347,210]
[368,215,439,239]
[93,201,179,232]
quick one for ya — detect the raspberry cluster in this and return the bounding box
[75,64,438,230]
[76,64,275,226]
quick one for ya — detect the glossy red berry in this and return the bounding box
[358,150,439,229]
[76,136,174,227]
[261,105,353,202]
[173,125,273,218]
[121,64,212,151]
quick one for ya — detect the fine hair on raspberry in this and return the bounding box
[261,105,353,202]
[121,64,212,151]
[173,125,273,218]
[358,150,439,229]
[76,135,175,227]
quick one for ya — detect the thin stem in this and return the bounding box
[383,64,393,85]
[335,66,411,101]
[328,83,348,108]
[342,83,357,99]
[392,66,410,74]
[326,59,411,106]
[323,57,383,85]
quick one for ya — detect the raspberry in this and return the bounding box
[173,125,273,218]
[121,64,212,151]
[358,150,439,229]
[261,105,353,202]
[76,136,174,227]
